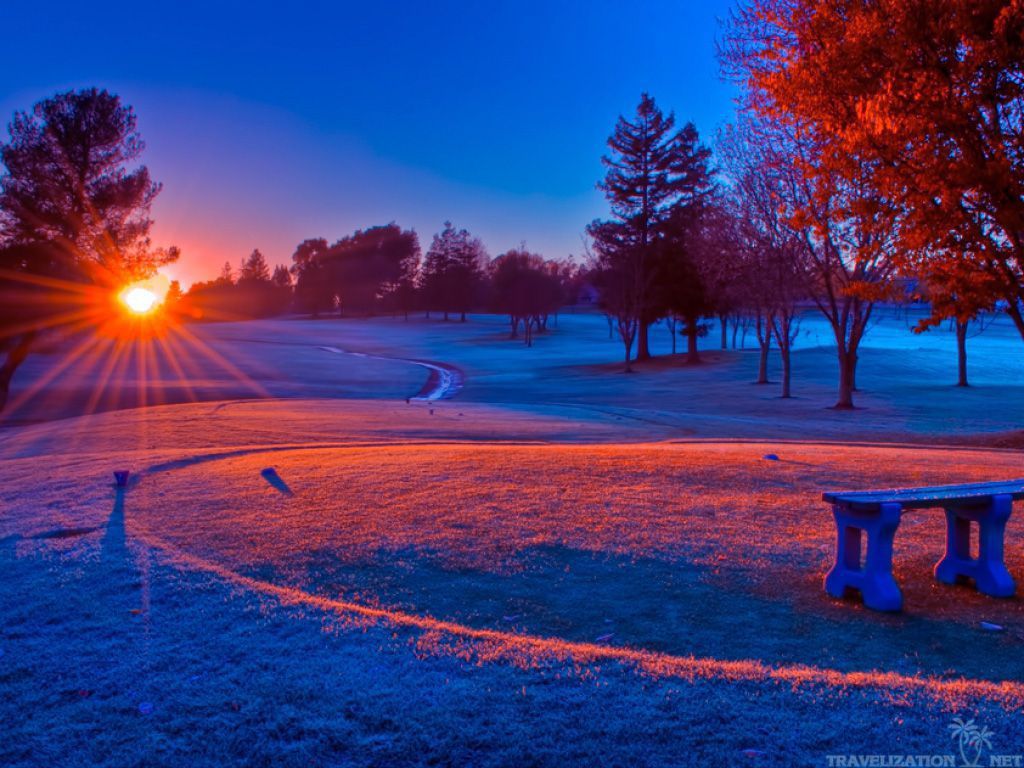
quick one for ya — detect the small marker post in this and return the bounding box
[114,470,130,488]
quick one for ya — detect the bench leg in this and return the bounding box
[824,502,903,611]
[934,494,1015,598]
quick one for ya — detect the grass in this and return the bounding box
[3,407,1024,765]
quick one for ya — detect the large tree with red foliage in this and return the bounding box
[724,0,1024,344]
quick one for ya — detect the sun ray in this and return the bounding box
[1,328,111,419]
[167,323,270,398]
[151,327,198,404]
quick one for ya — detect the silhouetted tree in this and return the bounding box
[291,238,333,317]
[163,279,184,317]
[323,224,419,315]
[0,88,176,411]
[655,203,725,365]
[489,248,563,345]
[588,220,642,371]
[592,93,714,361]
[239,249,271,283]
[421,222,486,321]
[217,261,234,286]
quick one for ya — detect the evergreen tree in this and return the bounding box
[589,93,714,363]
[239,249,271,283]
[422,222,485,321]
[217,261,234,285]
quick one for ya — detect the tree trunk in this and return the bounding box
[755,315,771,384]
[619,318,635,372]
[757,336,770,384]
[636,320,652,361]
[835,349,856,409]
[0,331,36,413]
[731,319,739,349]
[668,318,677,355]
[460,311,466,322]
[686,317,700,364]
[720,314,728,350]
[956,319,969,387]
[780,346,791,398]
[772,317,793,399]
[443,310,449,321]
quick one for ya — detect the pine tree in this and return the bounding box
[422,222,485,321]
[239,249,271,283]
[217,261,234,285]
[0,88,176,411]
[590,93,714,363]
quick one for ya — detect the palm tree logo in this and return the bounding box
[949,717,994,767]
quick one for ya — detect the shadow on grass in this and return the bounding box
[248,544,1024,683]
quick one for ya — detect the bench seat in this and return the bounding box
[822,479,1024,611]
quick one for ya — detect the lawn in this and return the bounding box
[2,396,1023,766]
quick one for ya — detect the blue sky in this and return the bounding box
[1,1,737,285]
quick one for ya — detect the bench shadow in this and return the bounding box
[244,544,1024,683]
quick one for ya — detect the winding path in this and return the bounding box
[317,346,463,401]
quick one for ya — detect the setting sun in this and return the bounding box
[121,285,159,314]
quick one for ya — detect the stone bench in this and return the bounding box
[822,479,1024,611]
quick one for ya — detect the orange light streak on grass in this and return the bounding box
[129,521,1024,711]
[114,441,1024,711]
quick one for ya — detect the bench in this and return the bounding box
[822,479,1024,611]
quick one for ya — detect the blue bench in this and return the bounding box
[822,479,1024,611]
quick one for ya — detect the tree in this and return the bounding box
[724,0,1024,348]
[270,264,293,315]
[291,238,333,317]
[239,249,271,283]
[489,248,563,346]
[323,224,419,316]
[654,204,719,364]
[722,23,903,408]
[0,88,175,411]
[593,93,714,361]
[718,119,807,397]
[164,279,184,315]
[588,220,642,371]
[421,222,486,321]
[216,261,234,286]
[913,262,999,387]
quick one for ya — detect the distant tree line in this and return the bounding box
[178,249,292,320]
[286,221,584,344]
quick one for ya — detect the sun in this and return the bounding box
[120,285,159,314]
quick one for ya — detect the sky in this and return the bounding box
[0,0,738,287]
